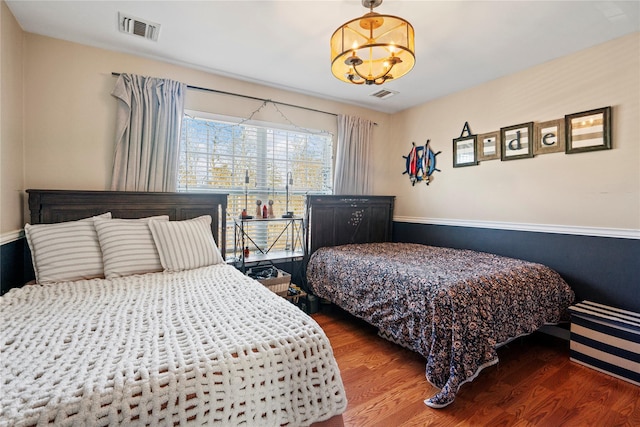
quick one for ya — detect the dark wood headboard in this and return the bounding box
[305,195,395,256]
[27,190,228,256]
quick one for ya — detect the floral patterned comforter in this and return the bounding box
[306,243,575,408]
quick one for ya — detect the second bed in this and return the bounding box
[304,196,574,408]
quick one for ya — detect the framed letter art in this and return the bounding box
[534,119,565,155]
[501,122,534,161]
[565,106,611,154]
[477,132,500,161]
[453,135,478,167]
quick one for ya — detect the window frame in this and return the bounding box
[177,109,334,257]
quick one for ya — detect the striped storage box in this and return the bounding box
[569,301,640,386]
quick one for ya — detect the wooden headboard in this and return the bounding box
[27,189,228,256]
[305,195,395,256]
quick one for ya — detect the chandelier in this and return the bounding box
[330,0,415,85]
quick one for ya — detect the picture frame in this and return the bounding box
[500,122,534,161]
[477,132,500,161]
[533,119,565,155]
[565,106,611,154]
[453,135,478,167]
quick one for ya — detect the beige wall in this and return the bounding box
[2,7,638,234]
[21,34,390,198]
[382,32,639,231]
[1,1,25,233]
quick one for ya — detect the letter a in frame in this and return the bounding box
[459,122,473,138]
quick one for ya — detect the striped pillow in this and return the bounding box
[149,215,224,272]
[25,212,112,284]
[94,216,169,279]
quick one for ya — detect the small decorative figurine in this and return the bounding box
[267,200,275,218]
[255,199,262,218]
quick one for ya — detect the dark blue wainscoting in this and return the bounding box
[393,222,640,313]
[3,225,638,313]
[1,237,34,295]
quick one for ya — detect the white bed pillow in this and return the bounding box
[25,212,112,284]
[94,216,169,279]
[149,215,224,271]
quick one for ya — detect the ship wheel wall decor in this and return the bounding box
[402,140,441,186]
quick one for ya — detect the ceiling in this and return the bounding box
[6,1,640,114]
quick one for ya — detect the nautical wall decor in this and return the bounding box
[452,106,612,168]
[402,140,441,185]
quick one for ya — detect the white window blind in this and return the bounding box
[178,111,333,256]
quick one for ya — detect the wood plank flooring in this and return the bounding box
[312,308,640,427]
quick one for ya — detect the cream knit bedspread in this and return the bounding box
[0,264,346,426]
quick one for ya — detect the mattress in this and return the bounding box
[1,264,347,426]
[307,242,574,408]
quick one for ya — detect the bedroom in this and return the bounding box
[1,0,639,425]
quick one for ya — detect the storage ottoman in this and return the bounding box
[569,301,639,386]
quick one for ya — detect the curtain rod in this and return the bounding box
[111,72,340,118]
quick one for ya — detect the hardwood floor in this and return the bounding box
[312,308,640,427]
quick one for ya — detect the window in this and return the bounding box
[178,111,333,257]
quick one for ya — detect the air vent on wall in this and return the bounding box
[118,12,160,41]
[369,87,398,100]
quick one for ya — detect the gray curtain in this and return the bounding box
[334,114,374,195]
[111,73,186,192]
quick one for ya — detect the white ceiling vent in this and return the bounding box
[369,88,398,100]
[118,12,160,41]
